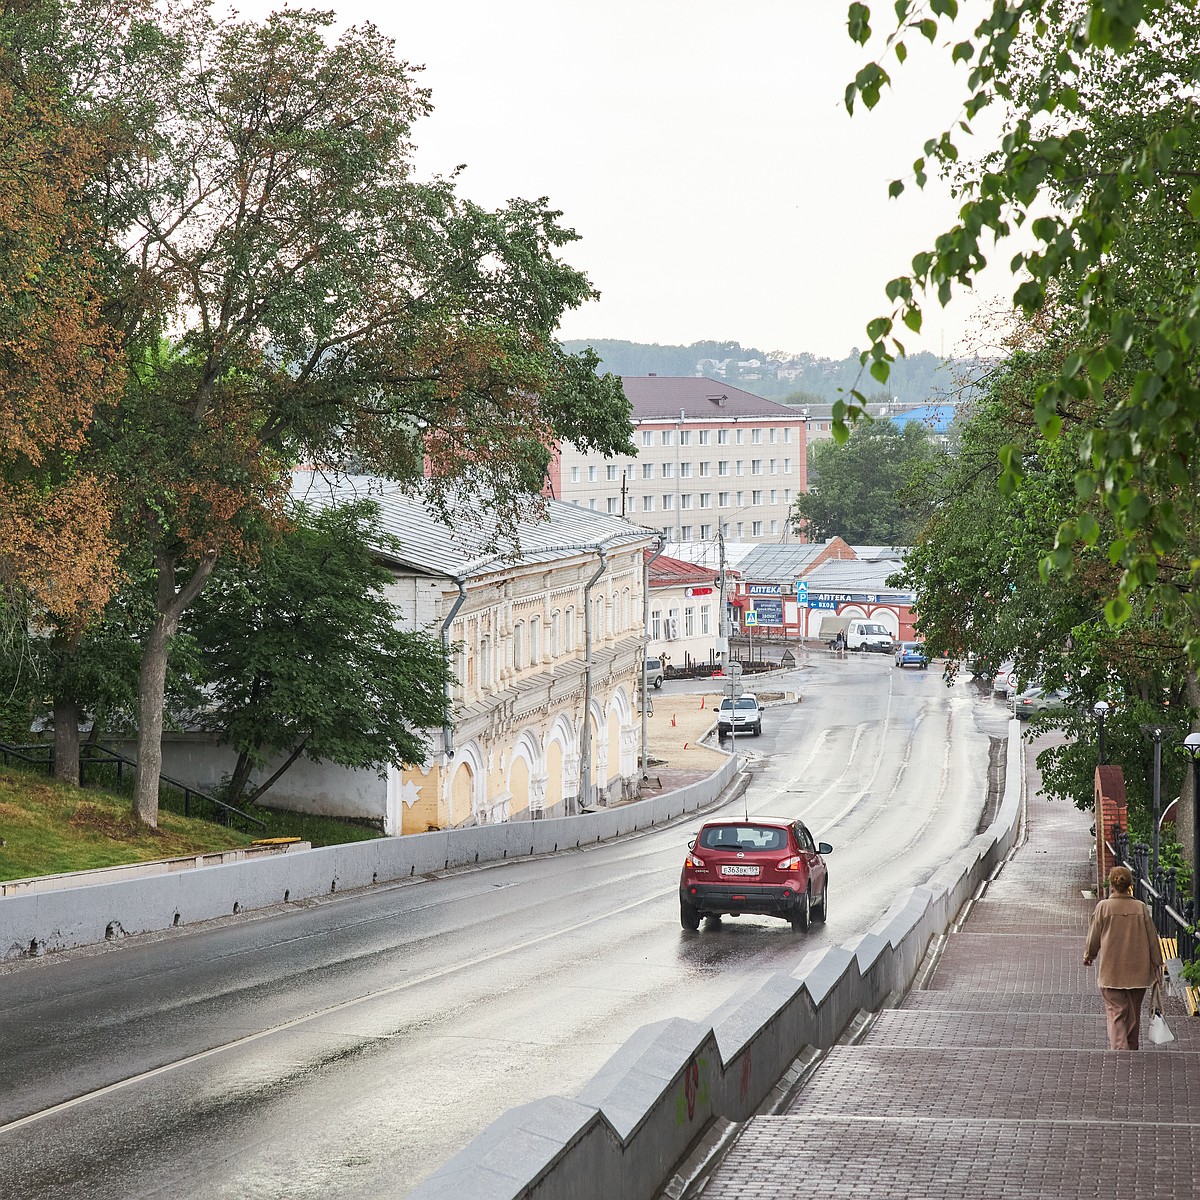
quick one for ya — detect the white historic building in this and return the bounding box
[155,474,658,834]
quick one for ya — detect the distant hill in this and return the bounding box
[561,339,983,406]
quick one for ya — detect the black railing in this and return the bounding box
[0,741,266,833]
[1111,826,1197,965]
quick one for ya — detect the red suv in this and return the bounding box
[679,817,831,932]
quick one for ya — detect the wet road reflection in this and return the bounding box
[0,653,1012,1198]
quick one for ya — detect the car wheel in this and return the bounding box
[813,882,828,923]
[680,900,701,931]
[790,888,810,932]
[653,678,662,690]
[753,722,762,736]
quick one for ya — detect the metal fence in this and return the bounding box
[1111,826,1197,965]
[0,741,265,833]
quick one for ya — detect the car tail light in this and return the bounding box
[685,852,705,869]
[777,855,804,871]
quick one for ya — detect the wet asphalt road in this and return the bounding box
[0,653,1011,1199]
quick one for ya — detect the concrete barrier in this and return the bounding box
[0,755,737,961]
[411,720,1026,1200]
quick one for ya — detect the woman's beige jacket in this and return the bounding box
[1084,894,1163,989]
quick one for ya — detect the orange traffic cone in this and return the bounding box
[683,742,689,750]
[671,714,677,727]
[700,696,705,709]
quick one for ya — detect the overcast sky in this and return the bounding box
[237,2,1010,360]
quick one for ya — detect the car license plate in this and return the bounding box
[721,864,759,876]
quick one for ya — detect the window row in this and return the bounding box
[570,459,793,484]
[583,489,792,515]
[660,521,777,540]
[639,427,792,447]
[461,589,639,690]
[649,603,712,640]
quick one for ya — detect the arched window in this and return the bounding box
[650,609,662,640]
[530,615,542,663]
[550,610,561,657]
[513,621,526,670]
[564,605,574,652]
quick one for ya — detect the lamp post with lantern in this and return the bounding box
[1093,700,1110,765]
[1183,732,1200,921]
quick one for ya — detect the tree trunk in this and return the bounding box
[226,749,256,807]
[52,698,81,786]
[131,551,217,828]
[132,614,171,826]
[247,737,309,804]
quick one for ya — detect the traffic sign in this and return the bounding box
[726,661,743,677]
[795,580,809,607]
[743,611,758,626]
[722,682,744,699]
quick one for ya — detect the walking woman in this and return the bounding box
[1084,865,1163,1050]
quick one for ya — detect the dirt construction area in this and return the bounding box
[635,678,800,794]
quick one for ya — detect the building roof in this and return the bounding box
[852,545,909,563]
[291,471,656,580]
[661,539,758,570]
[803,558,912,598]
[647,552,723,588]
[620,376,803,422]
[734,542,828,582]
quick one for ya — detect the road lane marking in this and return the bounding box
[0,887,678,1137]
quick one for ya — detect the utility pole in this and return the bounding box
[717,521,729,666]
[620,469,628,517]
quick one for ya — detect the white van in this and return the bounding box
[845,619,893,653]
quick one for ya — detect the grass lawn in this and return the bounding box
[0,765,382,882]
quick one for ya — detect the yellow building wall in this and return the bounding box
[606,711,621,790]
[400,764,444,835]
[509,755,530,818]
[450,761,474,827]
[546,741,564,811]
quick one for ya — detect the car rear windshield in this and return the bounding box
[699,825,787,851]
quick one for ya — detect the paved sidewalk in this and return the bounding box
[695,734,1200,1199]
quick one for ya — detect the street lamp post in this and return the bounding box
[1093,700,1110,765]
[1183,732,1200,922]
[1140,723,1166,877]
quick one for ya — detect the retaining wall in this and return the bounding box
[411,720,1026,1200]
[1,756,736,961]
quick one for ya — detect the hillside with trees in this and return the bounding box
[560,338,979,405]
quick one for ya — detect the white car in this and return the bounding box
[717,694,763,736]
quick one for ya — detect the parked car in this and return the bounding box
[894,642,928,669]
[846,619,893,653]
[716,693,762,736]
[644,656,664,689]
[679,817,832,931]
[1013,685,1070,720]
[992,660,1017,697]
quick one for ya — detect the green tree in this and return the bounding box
[792,419,939,544]
[844,0,1200,655]
[184,500,450,808]
[893,345,1192,819]
[9,4,634,824]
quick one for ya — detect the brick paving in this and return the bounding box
[695,733,1200,1200]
